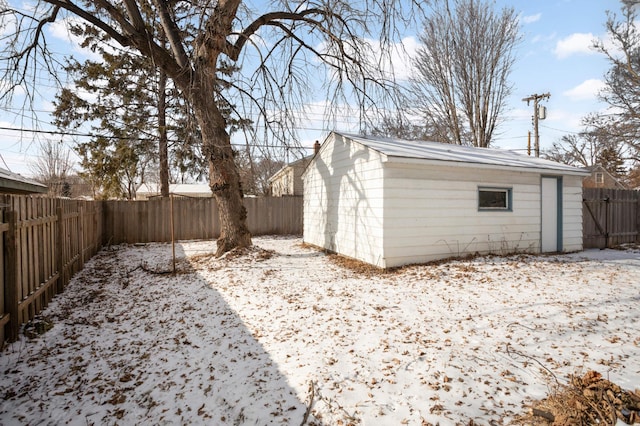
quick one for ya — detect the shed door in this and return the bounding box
[541,177,560,252]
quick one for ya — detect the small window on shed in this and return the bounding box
[478,187,512,211]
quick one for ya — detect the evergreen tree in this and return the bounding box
[53,50,159,199]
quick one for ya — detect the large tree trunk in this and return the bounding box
[209,147,252,256]
[191,84,251,256]
[174,0,249,256]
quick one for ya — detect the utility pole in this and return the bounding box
[522,92,550,157]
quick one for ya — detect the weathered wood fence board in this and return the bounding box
[102,196,302,244]
[1,196,103,345]
[583,188,640,248]
[246,197,303,236]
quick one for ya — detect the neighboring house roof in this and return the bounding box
[333,132,590,176]
[0,168,48,194]
[136,183,212,198]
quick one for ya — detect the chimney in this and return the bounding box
[313,140,321,155]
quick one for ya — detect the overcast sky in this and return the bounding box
[0,0,625,177]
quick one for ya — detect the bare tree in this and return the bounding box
[235,151,287,196]
[626,163,640,188]
[409,0,520,147]
[592,0,640,163]
[1,1,423,256]
[28,140,74,196]
[543,115,628,177]
[369,110,446,141]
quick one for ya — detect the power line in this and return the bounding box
[539,124,581,134]
[0,125,319,151]
[0,125,106,139]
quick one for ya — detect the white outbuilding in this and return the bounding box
[302,132,590,268]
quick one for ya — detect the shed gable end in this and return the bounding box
[303,134,386,266]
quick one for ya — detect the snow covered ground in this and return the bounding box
[1,236,639,425]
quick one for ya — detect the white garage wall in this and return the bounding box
[303,134,386,266]
[304,133,587,268]
[382,163,543,267]
[562,175,584,252]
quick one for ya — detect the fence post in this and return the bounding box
[79,205,85,268]
[637,198,640,244]
[56,205,64,293]
[171,195,177,273]
[4,211,19,342]
[604,196,610,249]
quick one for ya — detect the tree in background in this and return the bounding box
[28,140,74,196]
[544,134,626,177]
[369,110,446,141]
[409,0,520,147]
[56,47,276,197]
[235,149,286,196]
[591,0,640,164]
[52,48,211,198]
[52,47,158,200]
[549,1,640,182]
[1,1,422,255]
[626,165,640,188]
[73,135,149,199]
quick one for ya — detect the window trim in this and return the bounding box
[478,187,513,212]
[595,172,604,185]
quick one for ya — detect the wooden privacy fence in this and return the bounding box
[1,196,103,344]
[583,188,640,249]
[2,189,639,344]
[102,196,303,244]
[1,195,300,345]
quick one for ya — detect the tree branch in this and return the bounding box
[123,0,147,34]
[10,5,59,60]
[44,0,133,46]
[151,0,190,69]
[228,8,344,61]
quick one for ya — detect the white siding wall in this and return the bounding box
[270,160,309,196]
[304,134,586,268]
[285,169,294,195]
[269,169,292,197]
[292,162,308,196]
[303,134,385,266]
[382,164,542,267]
[562,175,584,252]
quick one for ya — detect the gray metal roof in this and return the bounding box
[0,168,47,194]
[338,132,589,175]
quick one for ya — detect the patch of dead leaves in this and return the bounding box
[515,370,640,425]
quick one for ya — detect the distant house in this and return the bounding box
[0,168,47,195]
[268,156,312,197]
[583,165,627,189]
[269,142,321,197]
[303,132,590,268]
[135,183,212,200]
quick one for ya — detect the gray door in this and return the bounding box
[541,177,559,252]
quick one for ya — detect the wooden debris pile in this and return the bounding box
[528,371,640,425]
